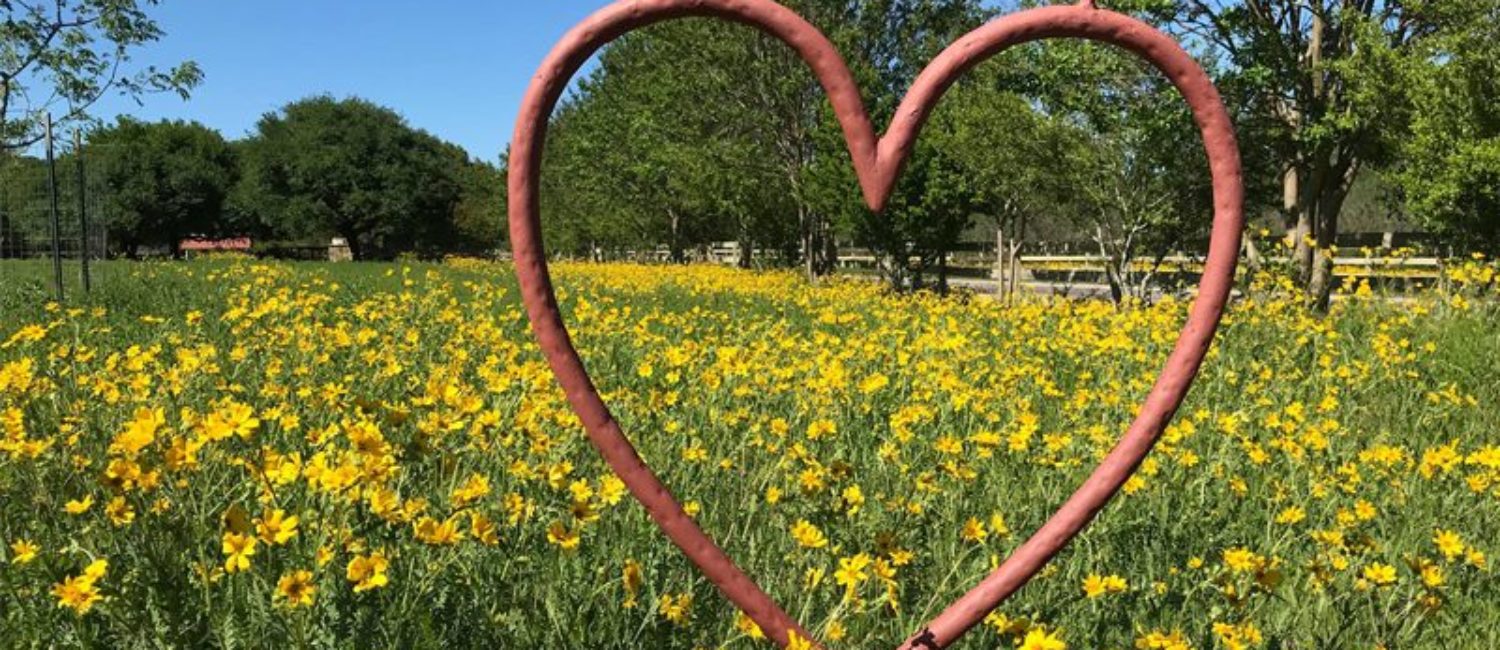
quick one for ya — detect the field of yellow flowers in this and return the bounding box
[0,258,1497,649]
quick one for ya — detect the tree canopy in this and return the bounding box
[88,117,236,257]
[0,0,202,150]
[235,96,481,260]
[536,0,1247,296]
[3,97,506,261]
[1391,1,1500,251]
[8,0,1500,303]
[528,0,1499,301]
[1173,0,1500,307]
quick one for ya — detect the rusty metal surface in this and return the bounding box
[507,1,1244,648]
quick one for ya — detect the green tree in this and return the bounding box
[542,18,789,264]
[88,117,235,257]
[930,73,1083,297]
[1173,0,1471,308]
[0,152,47,256]
[823,0,992,288]
[450,157,506,254]
[1392,1,1500,252]
[934,11,1256,303]
[235,96,466,260]
[536,0,991,282]
[1067,59,1221,303]
[1,0,202,150]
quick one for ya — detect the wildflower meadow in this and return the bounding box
[0,258,1497,649]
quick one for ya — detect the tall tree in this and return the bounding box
[543,18,791,263]
[1173,0,1456,308]
[1391,1,1500,252]
[0,0,201,150]
[824,0,992,288]
[538,0,992,282]
[934,6,1260,303]
[235,96,466,260]
[88,117,236,257]
[708,0,842,274]
[931,70,1083,297]
[1063,49,1221,302]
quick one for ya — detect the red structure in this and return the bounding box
[508,1,1244,648]
[179,237,252,253]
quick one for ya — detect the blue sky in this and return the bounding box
[90,1,611,163]
[91,2,1015,162]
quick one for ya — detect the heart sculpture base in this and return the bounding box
[507,1,1244,648]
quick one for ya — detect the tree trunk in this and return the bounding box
[1307,254,1333,308]
[1010,215,1027,298]
[668,209,684,264]
[1292,13,1327,288]
[1009,240,1022,298]
[798,203,814,282]
[1284,164,1315,284]
[1105,265,1124,304]
[1096,225,1125,305]
[738,237,753,269]
[995,227,1006,298]
[1304,156,1358,311]
[1243,234,1264,276]
[820,216,837,276]
[1306,163,1354,310]
[937,251,949,295]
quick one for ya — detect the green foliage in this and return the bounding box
[1392,1,1500,250]
[0,0,202,150]
[538,1,994,280]
[923,28,1237,299]
[8,0,1500,281]
[235,97,473,260]
[450,159,506,254]
[1172,0,1498,306]
[0,152,49,252]
[931,84,1070,234]
[88,117,237,257]
[534,0,1298,296]
[6,96,504,261]
[830,0,991,288]
[541,15,817,262]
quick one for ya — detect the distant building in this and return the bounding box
[180,237,253,256]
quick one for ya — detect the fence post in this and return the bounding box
[74,129,91,293]
[44,113,64,302]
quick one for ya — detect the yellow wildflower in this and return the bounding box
[275,570,317,608]
[222,532,257,573]
[791,520,829,549]
[346,552,390,592]
[9,539,38,564]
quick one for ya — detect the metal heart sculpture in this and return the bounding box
[507,1,1244,647]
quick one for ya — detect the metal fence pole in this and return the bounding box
[74,129,91,292]
[44,113,64,302]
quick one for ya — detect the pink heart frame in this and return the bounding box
[507,1,1244,647]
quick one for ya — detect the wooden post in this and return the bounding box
[74,129,91,293]
[44,113,64,302]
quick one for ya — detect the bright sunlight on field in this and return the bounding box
[1,259,1498,648]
